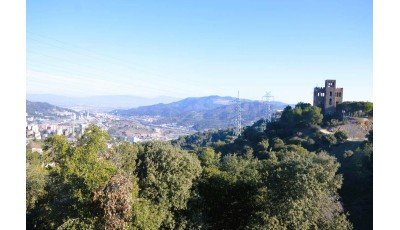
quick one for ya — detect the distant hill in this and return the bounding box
[112,96,289,131]
[26,94,180,112]
[26,100,79,117]
[114,95,237,116]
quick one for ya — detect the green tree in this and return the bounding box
[57,218,99,230]
[271,137,285,151]
[257,139,269,152]
[251,150,352,229]
[78,124,111,157]
[302,105,323,126]
[280,103,323,129]
[111,141,139,176]
[198,147,220,168]
[26,151,48,212]
[367,130,373,142]
[197,154,262,229]
[339,136,372,230]
[336,101,373,117]
[335,130,349,144]
[28,125,117,229]
[43,135,71,164]
[136,142,202,229]
[316,133,337,150]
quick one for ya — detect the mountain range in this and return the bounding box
[26,94,180,112]
[26,100,79,117]
[113,95,289,130]
[27,95,290,131]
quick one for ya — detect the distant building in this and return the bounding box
[313,80,343,114]
[49,124,57,131]
[26,130,34,137]
[63,129,71,136]
[31,147,43,154]
[56,127,63,135]
[31,125,39,133]
[127,136,140,143]
[80,124,88,135]
[34,132,42,140]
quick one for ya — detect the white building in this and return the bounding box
[56,127,63,135]
[128,136,141,143]
[34,132,41,140]
[31,148,43,154]
[49,124,57,132]
[32,125,39,133]
[80,124,88,135]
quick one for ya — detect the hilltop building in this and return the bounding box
[313,80,343,114]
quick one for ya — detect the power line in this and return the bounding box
[26,51,196,96]
[27,31,234,94]
[261,91,274,131]
[27,39,194,94]
[234,90,242,137]
[26,59,191,96]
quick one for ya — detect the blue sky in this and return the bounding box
[27,0,372,104]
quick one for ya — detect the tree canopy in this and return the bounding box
[27,98,372,230]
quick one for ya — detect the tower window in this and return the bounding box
[330,92,332,96]
[329,98,332,105]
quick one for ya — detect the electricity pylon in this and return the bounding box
[262,91,274,131]
[234,90,242,137]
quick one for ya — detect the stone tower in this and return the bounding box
[313,80,343,114]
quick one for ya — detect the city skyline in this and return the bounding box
[27,0,372,104]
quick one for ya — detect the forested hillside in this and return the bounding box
[173,102,373,230]
[27,102,372,229]
[27,94,179,111]
[26,100,78,117]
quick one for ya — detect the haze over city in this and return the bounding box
[27,0,372,104]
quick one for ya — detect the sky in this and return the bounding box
[27,0,372,104]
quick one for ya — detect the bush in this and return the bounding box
[272,138,285,151]
[335,130,349,143]
[329,119,340,127]
[336,101,373,118]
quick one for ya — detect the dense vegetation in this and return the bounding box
[329,101,373,119]
[27,102,372,229]
[173,102,373,229]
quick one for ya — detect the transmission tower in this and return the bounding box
[261,91,274,131]
[234,90,242,137]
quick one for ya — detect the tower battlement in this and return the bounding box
[313,80,343,114]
